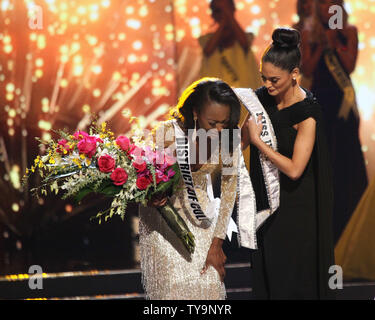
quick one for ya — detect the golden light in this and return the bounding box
[77,5,86,15]
[3,44,12,54]
[101,1,111,9]
[11,203,19,212]
[35,58,44,67]
[42,132,52,142]
[10,165,21,190]
[65,204,73,213]
[8,108,16,117]
[3,35,11,44]
[127,54,137,64]
[60,79,68,88]
[126,19,141,30]
[87,35,98,46]
[139,5,148,17]
[73,65,83,77]
[82,104,91,113]
[89,12,99,21]
[35,69,43,78]
[37,35,46,50]
[132,40,142,50]
[6,82,15,92]
[38,120,52,131]
[125,6,134,15]
[5,92,14,101]
[91,65,102,75]
[93,89,101,97]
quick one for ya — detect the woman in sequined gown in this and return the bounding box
[138,79,241,300]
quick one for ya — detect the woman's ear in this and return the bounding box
[291,67,300,81]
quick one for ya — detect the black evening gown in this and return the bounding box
[310,39,368,243]
[250,86,335,300]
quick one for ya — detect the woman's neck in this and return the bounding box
[275,85,306,110]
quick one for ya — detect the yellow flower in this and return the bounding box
[49,158,55,164]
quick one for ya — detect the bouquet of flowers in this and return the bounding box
[23,121,195,254]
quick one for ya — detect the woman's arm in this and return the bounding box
[201,153,238,282]
[247,115,316,181]
[300,29,324,77]
[335,25,358,74]
[224,12,249,53]
[202,23,227,57]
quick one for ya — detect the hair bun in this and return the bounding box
[272,28,300,49]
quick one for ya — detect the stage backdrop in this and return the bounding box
[0,0,374,274]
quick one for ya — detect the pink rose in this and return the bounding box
[73,130,90,140]
[136,175,152,190]
[132,158,147,173]
[77,136,97,158]
[98,155,116,173]
[95,137,103,144]
[129,144,145,158]
[110,167,128,186]
[164,148,176,166]
[116,135,131,151]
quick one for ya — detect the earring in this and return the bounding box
[192,116,197,143]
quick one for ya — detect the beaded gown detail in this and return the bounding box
[139,120,238,300]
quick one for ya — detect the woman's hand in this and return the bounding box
[147,193,168,208]
[246,114,264,147]
[241,119,251,150]
[201,237,226,282]
[324,29,338,49]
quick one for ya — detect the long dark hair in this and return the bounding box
[261,28,301,72]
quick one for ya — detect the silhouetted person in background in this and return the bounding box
[300,0,368,244]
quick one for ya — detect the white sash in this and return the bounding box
[172,120,213,222]
[234,88,280,232]
[172,119,239,240]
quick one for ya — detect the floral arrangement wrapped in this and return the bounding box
[23,121,195,254]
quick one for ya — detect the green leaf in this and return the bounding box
[75,187,93,203]
[100,184,122,197]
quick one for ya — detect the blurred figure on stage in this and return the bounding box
[293,0,314,33]
[300,0,368,244]
[335,176,375,281]
[292,0,315,89]
[139,78,241,299]
[198,0,262,171]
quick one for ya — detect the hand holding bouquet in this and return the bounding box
[23,121,195,254]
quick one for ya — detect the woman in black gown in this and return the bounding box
[242,28,335,299]
[300,0,367,243]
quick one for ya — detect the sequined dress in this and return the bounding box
[139,120,238,300]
